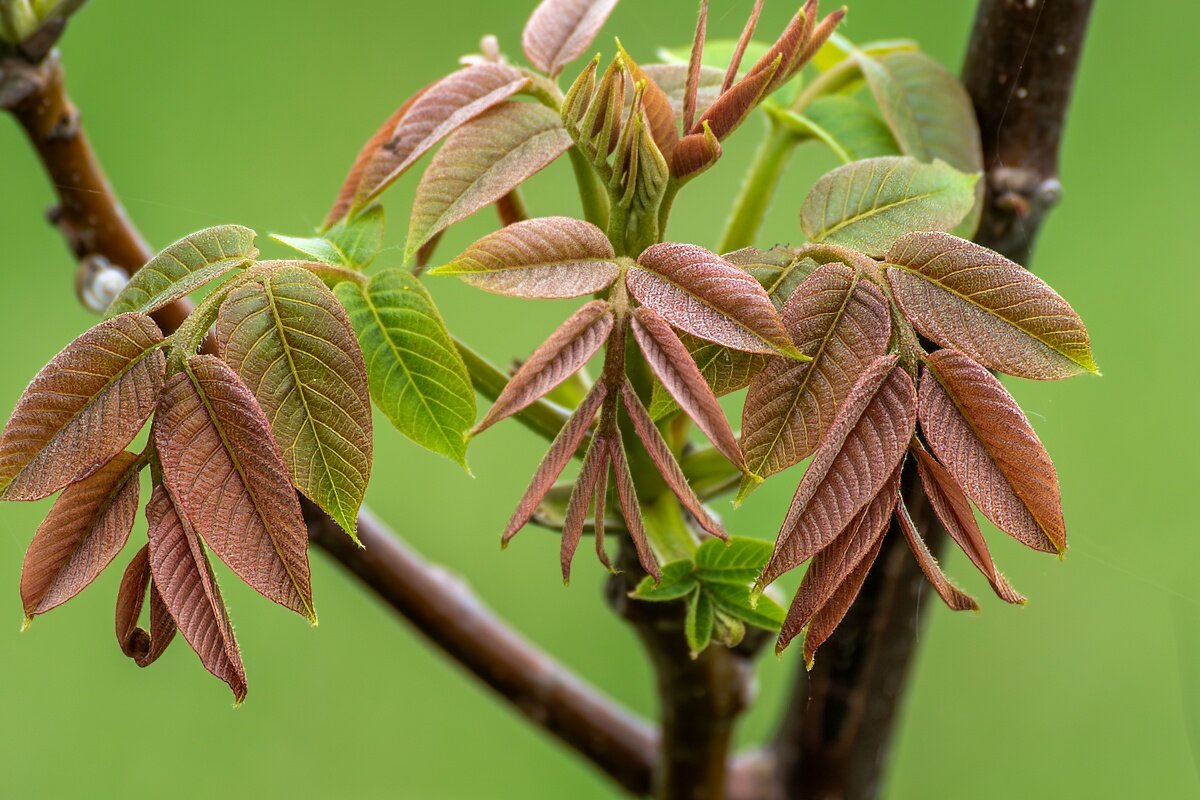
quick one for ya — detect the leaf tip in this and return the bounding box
[733,474,762,506]
[20,615,31,633]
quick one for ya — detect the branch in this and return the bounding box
[3,44,657,797]
[767,2,1094,797]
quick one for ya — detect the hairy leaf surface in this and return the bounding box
[895,493,979,611]
[523,0,619,77]
[610,434,660,580]
[648,333,768,420]
[796,533,884,662]
[560,432,611,582]
[115,545,176,668]
[642,63,724,120]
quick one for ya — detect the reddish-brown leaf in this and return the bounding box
[561,433,612,583]
[21,451,142,621]
[146,486,247,702]
[503,381,607,546]
[745,0,814,93]
[740,264,892,482]
[886,232,1097,379]
[691,54,778,140]
[895,493,979,612]
[115,545,177,668]
[0,313,164,501]
[476,300,614,435]
[799,8,845,66]
[919,348,1066,553]
[640,65,724,120]
[523,0,619,77]
[154,355,314,619]
[911,441,1024,604]
[682,0,709,131]
[617,44,679,157]
[796,533,883,662]
[609,433,660,581]
[429,216,619,298]
[759,354,916,589]
[722,0,764,92]
[669,126,723,180]
[629,243,799,356]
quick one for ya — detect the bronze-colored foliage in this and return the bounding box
[154,355,315,620]
[800,531,885,665]
[894,493,979,612]
[617,44,679,158]
[0,313,164,501]
[560,430,613,583]
[115,545,177,668]
[609,432,660,580]
[523,0,619,78]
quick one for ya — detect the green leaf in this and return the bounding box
[631,560,697,601]
[811,33,917,72]
[706,583,786,630]
[272,205,385,269]
[712,609,746,648]
[800,156,977,257]
[685,587,715,656]
[106,225,257,317]
[694,537,773,585]
[771,96,900,164]
[335,269,475,468]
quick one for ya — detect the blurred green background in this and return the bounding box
[1,1,1195,797]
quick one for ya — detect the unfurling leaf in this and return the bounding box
[919,349,1066,553]
[145,486,246,702]
[685,586,714,655]
[154,355,315,620]
[336,270,475,467]
[630,307,743,470]
[476,300,613,435]
[21,451,142,621]
[0,313,165,501]
[740,264,892,483]
[681,0,708,132]
[691,54,777,143]
[429,216,619,298]
[895,492,979,611]
[115,545,176,668]
[642,63,724,120]
[629,243,801,356]
[274,205,385,270]
[799,533,884,664]
[106,226,257,317]
[523,0,619,78]
[217,267,373,540]
[610,433,660,580]
[560,430,612,582]
[800,156,977,257]
[886,232,1097,379]
[615,43,679,157]
[405,102,573,263]
[693,536,771,585]
[759,354,916,589]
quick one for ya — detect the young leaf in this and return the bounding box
[759,354,916,589]
[631,559,697,601]
[405,103,573,263]
[630,307,744,470]
[115,545,177,668]
[610,433,660,580]
[0,313,164,501]
[642,63,724,120]
[895,493,979,612]
[561,432,612,583]
[919,348,1066,553]
[274,205,385,270]
[723,0,765,91]
[106,225,257,317]
[681,0,708,131]
[685,586,715,656]
[689,54,777,142]
[741,264,892,483]
[629,243,801,356]
[522,0,619,78]
[335,269,475,467]
[797,533,884,662]
[886,231,1097,379]
[216,267,373,540]
[770,96,901,164]
[428,216,619,298]
[145,486,247,702]
[800,156,977,257]
[476,300,613,435]
[154,355,315,620]
[694,536,772,585]
[616,43,679,157]
[707,582,786,630]
[648,333,768,420]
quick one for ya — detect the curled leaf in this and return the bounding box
[115,545,177,668]
[523,0,619,78]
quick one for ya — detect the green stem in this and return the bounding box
[789,54,863,114]
[718,120,796,254]
[568,146,610,230]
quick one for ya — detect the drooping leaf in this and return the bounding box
[405,102,573,263]
[694,536,772,585]
[145,486,247,702]
[770,95,901,163]
[685,585,715,655]
[154,355,314,620]
[561,433,612,583]
[0,313,165,501]
[797,533,884,662]
[648,332,769,421]
[273,205,385,270]
[609,433,660,580]
[631,559,697,601]
[759,354,916,589]
[216,267,373,540]
[106,226,257,317]
[886,232,1097,379]
[21,451,142,621]
[741,264,892,483]
[800,156,977,257]
[895,492,979,611]
[428,216,619,298]
[629,242,801,356]
[919,348,1066,553]
[476,300,613,435]
[115,545,177,668]
[335,270,475,467]
[522,0,619,78]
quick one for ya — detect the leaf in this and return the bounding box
[656,40,772,75]
[741,264,892,484]
[631,559,696,601]
[630,307,744,470]
[115,545,177,668]
[21,451,142,621]
[216,267,373,539]
[895,492,979,612]
[273,205,385,269]
[648,334,769,420]
[811,33,917,72]
[561,432,612,583]
[690,54,777,141]
[356,64,530,209]
[759,354,916,589]
[641,63,725,119]
[707,582,785,630]
[694,537,772,585]
[405,102,573,263]
[609,432,660,580]
[145,486,247,702]
[106,225,257,317]
[886,232,1097,379]
[154,355,314,620]
[797,533,884,662]
[726,246,820,307]
[335,270,475,467]
[0,313,165,501]
[476,300,613,435]
[770,96,901,163]
[800,156,977,258]
[616,43,679,157]
[685,586,714,655]
[919,349,1066,553]
[522,0,619,78]
[629,243,801,356]
[429,216,619,298]
[742,2,813,95]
